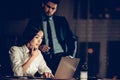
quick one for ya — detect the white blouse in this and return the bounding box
[9,45,52,76]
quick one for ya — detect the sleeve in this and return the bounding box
[37,51,52,74]
[9,46,23,76]
[62,17,78,57]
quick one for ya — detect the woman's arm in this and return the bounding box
[9,46,23,76]
[9,46,39,76]
[22,47,39,74]
[37,50,54,78]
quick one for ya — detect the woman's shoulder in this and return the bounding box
[9,45,25,53]
[9,46,21,55]
[10,45,22,50]
[10,46,19,50]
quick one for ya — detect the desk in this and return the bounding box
[0,76,75,80]
[0,76,119,80]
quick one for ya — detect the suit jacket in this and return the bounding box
[26,15,77,56]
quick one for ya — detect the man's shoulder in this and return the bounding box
[53,15,66,19]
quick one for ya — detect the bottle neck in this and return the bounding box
[81,63,88,71]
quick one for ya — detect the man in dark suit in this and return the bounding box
[26,0,77,74]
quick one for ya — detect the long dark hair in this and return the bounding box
[20,26,43,46]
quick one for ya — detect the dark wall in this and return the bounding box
[0,0,42,19]
[107,41,120,78]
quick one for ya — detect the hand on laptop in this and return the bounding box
[41,72,54,78]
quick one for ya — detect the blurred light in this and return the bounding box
[115,7,120,11]
[105,13,110,19]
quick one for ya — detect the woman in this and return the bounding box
[9,26,53,78]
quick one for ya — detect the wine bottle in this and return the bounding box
[80,63,88,80]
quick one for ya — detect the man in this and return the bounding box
[26,0,77,74]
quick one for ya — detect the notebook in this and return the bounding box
[54,56,80,79]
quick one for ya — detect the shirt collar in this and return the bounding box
[42,14,53,21]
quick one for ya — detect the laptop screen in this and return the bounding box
[54,56,80,79]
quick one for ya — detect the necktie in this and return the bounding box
[47,19,54,53]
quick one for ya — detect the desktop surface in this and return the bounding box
[0,76,119,80]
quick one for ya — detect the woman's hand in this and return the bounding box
[41,72,54,78]
[31,47,39,57]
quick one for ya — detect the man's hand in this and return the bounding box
[39,45,50,52]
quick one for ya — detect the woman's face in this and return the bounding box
[29,30,43,49]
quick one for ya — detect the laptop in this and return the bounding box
[54,56,80,79]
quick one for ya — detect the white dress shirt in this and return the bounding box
[9,45,52,76]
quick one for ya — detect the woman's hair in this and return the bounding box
[21,26,43,45]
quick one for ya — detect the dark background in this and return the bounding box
[0,0,120,78]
